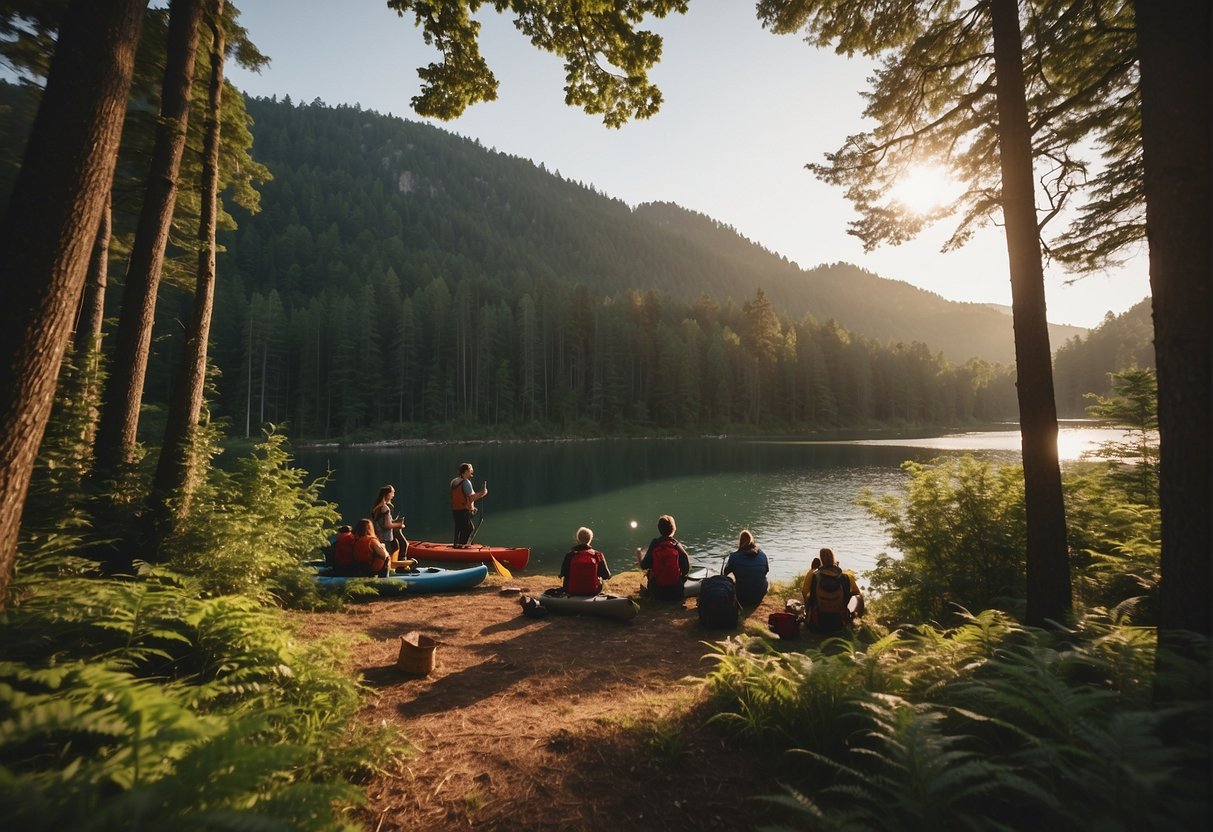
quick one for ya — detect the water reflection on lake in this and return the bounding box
[295,426,1122,584]
[849,425,1128,462]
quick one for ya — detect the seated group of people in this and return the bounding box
[329,495,866,628]
[635,515,777,605]
[559,516,866,633]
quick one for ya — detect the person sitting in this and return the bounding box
[559,526,612,596]
[798,556,822,605]
[723,529,769,606]
[330,524,357,572]
[637,514,690,601]
[805,547,855,633]
[350,518,390,578]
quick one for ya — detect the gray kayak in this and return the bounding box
[538,590,640,620]
[682,567,711,597]
[641,567,711,598]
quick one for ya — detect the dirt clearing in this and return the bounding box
[290,570,800,831]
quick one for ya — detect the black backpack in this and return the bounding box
[698,575,739,629]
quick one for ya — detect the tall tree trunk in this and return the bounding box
[149,0,226,535]
[1135,0,1212,640]
[94,0,204,475]
[73,198,111,358]
[989,0,1071,627]
[71,196,112,452]
[0,0,146,607]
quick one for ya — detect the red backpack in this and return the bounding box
[333,532,356,568]
[650,539,683,587]
[566,547,601,596]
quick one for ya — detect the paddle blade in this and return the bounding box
[490,555,512,578]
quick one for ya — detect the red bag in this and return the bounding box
[566,548,602,596]
[650,539,682,587]
[768,612,799,639]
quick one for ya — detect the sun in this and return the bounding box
[889,165,959,215]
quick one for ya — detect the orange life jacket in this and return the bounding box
[450,476,472,510]
[353,535,388,573]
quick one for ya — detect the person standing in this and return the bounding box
[723,529,770,606]
[560,526,612,596]
[450,462,488,547]
[371,485,407,561]
[637,514,690,601]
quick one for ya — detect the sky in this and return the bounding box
[225,1,1151,329]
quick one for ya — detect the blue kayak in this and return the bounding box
[313,563,488,594]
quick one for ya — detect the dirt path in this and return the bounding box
[290,571,794,831]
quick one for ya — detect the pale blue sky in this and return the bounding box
[226,1,1150,329]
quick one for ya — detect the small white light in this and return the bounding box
[629,520,638,529]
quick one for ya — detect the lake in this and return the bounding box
[295,425,1126,585]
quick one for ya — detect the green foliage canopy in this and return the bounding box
[387,0,689,127]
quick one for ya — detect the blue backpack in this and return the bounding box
[698,575,739,629]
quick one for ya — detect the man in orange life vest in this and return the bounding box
[450,462,488,547]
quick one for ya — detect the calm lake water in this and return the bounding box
[295,426,1125,585]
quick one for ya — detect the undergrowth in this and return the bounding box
[699,610,1210,830]
[3,365,399,830]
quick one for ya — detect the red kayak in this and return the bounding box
[406,541,531,570]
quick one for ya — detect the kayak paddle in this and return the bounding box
[489,554,512,579]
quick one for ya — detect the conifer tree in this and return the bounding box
[148,0,227,535]
[0,0,146,605]
[94,0,204,477]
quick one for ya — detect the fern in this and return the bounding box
[165,425,339,599]
[1,563,397,829]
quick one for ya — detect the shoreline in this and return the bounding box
[294,421,1068,451]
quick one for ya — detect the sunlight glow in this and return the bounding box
[890,165,960,215]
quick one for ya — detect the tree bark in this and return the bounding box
[1134,0,1212,639]
[989,0,1071,626]
[73,198,111,358]
[149,0,226,534]
[71,196,112,452]
[93,0,205,475]
[0,0,146,606]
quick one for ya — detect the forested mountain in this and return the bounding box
[214,95,1081,368]
[179,95,1034,438]
[633,203,1087,359]
[0,86,1091,439]
[1053,298,1154,416]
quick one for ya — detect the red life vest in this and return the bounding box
[650,538,683,587]
[450,477,472,510]
[333,532,357,568]
[566,547,602,596]
[353,535,388,573]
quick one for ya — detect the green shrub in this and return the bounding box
[166,425,339,599]
[860,456,1027,625]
